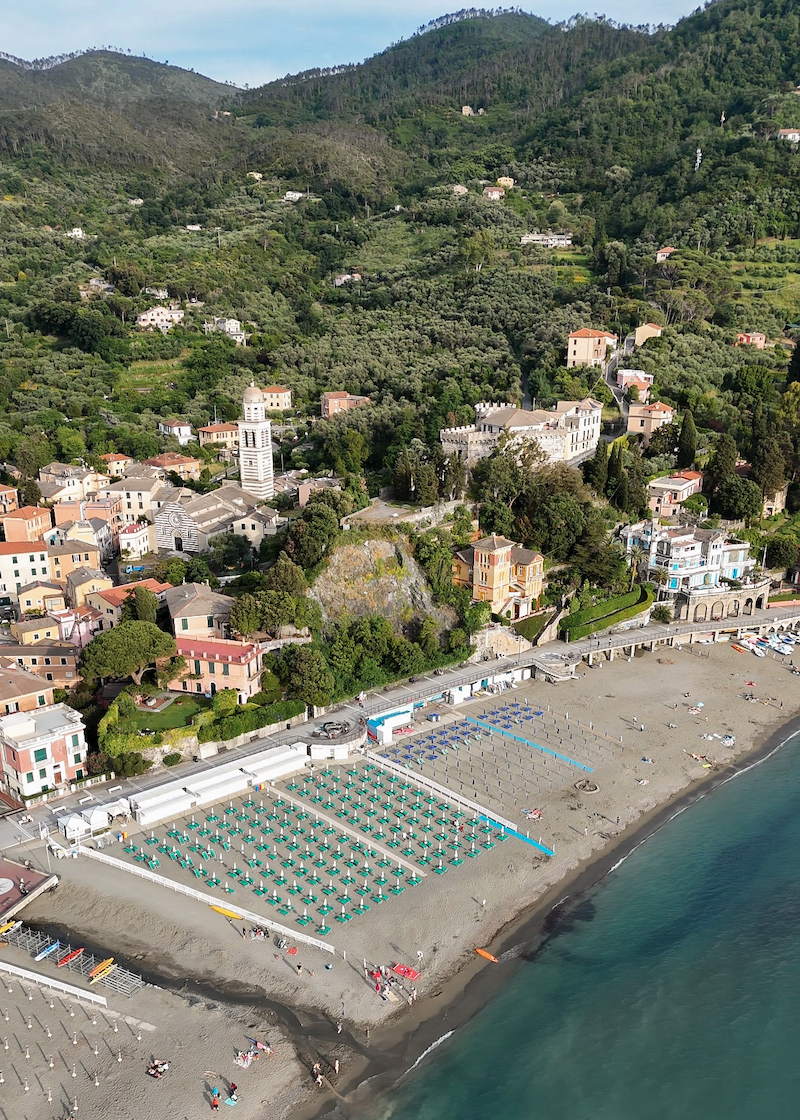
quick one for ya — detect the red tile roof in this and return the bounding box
[177,637,257,661]
[91,579,170,607]
[569,328,617,339]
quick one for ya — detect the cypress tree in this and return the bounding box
[788,342,800,386]
[677,409,697,468]
[584,439,608,494]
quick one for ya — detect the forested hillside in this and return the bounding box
[0,0,797,575]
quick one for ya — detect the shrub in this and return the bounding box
[197,698,306,744]
[163,752,182,767]
[563,588,654,640]
[513,612,554,643]
[559,587,641,632]
[651,604,673,623]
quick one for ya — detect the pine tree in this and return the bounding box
[677,410,697,468]
[584,439,608,494]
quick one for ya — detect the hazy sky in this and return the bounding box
[6,1,701,87]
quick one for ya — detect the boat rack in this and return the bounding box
[4,924,143,997]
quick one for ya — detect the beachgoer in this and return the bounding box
[616,816,620,826]
[316,1074,324,1087]
[336,1021,342,1034]
[334,1059,340,1074]
[296,964,303,976]
[211,1087,221,1111]
[229,1083,237,1096]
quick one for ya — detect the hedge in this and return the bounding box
[197,699,306,744]
[563,588,655,641]
[513,611,555,643]
[559,587,642,633]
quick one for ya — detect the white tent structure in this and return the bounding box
[57,814,91,841]
[81,807,112,833]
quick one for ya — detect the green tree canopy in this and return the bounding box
[676,409,697,469]
[80,622,176,686]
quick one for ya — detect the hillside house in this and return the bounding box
[452,535,544,620]
[320,391,370,419]
[627,402,674,447]
[776,128,800,142]
[656,246,676,262]
[566,328,618,368]
[736,331,767,349]
[623,520,754,599]
[66,228,86,240]
[262,386,292,411]
[283,191,305,202]
[143,287,169,300]
[496,176,515,189]
[136,307,184,333]
[144,453,201,480]
[441,399,602,468]
[647,471,704,518]
[165,582,233,639]
[203,317,247,345]
[520,231,573,249]
[632,322,663,347]
[333,273,362,287]
[482,186,505,201]
[197,421,239,452]
[617,369,654,401]
[157,419,193,446]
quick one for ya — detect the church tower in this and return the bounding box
[238,382,274,500]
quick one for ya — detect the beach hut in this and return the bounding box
[57,814,90,841]
[81,807,112,833]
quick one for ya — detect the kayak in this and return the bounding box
[0,920,21,935]
[57,947,84,968]
[475,948,498,963]
[88,956,114,978]
[34,940,60,962]
[210,905,243,921]
[90,963,116,984]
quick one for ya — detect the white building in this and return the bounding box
[66,228,86,240]
[202,316,246,345]
[0,542,51,602]
[440,399,602,468]
[154,483,282,554]
[284,191,304,202]
[238,383,275,501]
[622,520,754,596]
[119,522,155,559]
[136,307,184,333]
[157,419,193,446]
[521,231,573,248]
[98,475,183,525]
[776,128,800,143]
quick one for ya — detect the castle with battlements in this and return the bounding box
[440,399,602,468]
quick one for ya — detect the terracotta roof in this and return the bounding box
[0,540,48,556]
[2,506,49,520]
[569,328,617,339]
[198,423,239,434]
[99,453,131,462]
[474,534,515,551]
[91,579,170,607]
[263,385,289,393]
[176,637,257,661]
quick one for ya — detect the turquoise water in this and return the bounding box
[378,733,800,1120]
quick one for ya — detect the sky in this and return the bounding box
[5,0,702,88]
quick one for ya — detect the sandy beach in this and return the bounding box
[8,640,799,1120]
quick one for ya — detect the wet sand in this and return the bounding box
[11,641,799,1120]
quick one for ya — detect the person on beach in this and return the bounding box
[334,1059,340,1075]
[211,1087,221,1111]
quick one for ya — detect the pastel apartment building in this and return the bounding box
[632,323,663,347]
[647,471,704,518]
[65,568,113,608]
[320,391,370,419]
[157,419,193,446]
[627,402,675,446]
[16,581,66,616]
[0,542,52,602]
[172,636,263,704]
[99,475,182,525]
[47,541,101,586]
[566,328,618,368]
[1,644,78,687]
[0,701,88,799]
[10,616,61,646]
[452,534,544,620]
[53,496,124,547]
[38,463,108,503]
[1,506,53,543]
[86,578,171,629]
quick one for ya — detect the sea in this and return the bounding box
[373,730,800,1120]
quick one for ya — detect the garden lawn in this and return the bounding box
[130,696,210,732]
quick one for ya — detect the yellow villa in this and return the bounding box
[452,534,544,620]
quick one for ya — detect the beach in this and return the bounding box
[10,640,799,1120]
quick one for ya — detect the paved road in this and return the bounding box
[4,603,799,852]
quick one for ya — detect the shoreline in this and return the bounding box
[292,706,800,1120]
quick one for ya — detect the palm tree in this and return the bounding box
[652,567,669,601]
[628,545,645,591]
